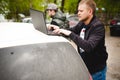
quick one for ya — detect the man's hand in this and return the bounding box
[53,29,71,36]
[47,24,59,31]
[47,24,71,36]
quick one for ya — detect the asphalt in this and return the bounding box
[105,27,120,80]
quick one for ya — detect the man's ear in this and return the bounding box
[88,8,93,15]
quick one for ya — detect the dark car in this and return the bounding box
[0,22,92,80]
[109,15,120,36]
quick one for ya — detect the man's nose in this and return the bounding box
[77,12,80,16]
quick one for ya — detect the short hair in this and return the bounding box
[79,0,96,15]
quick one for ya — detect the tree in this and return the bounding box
[7,0,29,21]
[60,0,65,12]
[0,0,9,14]
[94,0,120,25]
[6,0,45,21]
[64,0,78,13]
[1,0,120,22]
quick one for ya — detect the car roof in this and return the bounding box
[0,22,68,48]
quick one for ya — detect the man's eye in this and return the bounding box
[78,10,82,12]
[78,10,83,13]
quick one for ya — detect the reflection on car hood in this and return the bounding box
[0,22,68,48]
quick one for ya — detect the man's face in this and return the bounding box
[77,4,91,22]
[47,9,55,17]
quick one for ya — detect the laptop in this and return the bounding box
[30,8,57,35]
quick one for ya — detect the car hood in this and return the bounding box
[0,22,68,48]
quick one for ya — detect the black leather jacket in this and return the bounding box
[68,16,108,74]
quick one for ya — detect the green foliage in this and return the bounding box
[6,0,47,21]
[94,0,120,13]
[0,0,9,14]
[64,0,78,13]
[1,0,120,21]
[7,0,30,20]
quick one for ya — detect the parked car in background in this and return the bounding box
[109,15,120,36]
[22,17,32,23]
[67,14,79,28]
[0,14,7,22]
[21,14,79,28]
[21,17,50,24]
[0,22,92,80]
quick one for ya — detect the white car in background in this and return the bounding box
[0,22,92,80]
[67,14,79,28]
[0,14,7,22]
[22,17,32,23]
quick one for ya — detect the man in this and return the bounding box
[48,0,108,80]
[46,3,69,29]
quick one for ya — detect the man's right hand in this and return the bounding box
[46,24,59,31]
[53,29,71,36]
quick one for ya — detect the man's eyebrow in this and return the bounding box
[78,9,83,11]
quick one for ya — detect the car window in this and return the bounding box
[0,42,90,80]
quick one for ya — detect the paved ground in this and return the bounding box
[105,27,120,80]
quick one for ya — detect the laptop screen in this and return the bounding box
[30,8,48,34]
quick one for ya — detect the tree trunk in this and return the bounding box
[54,0,57,3]
[61,0,65,12]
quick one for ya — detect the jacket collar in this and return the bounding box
[85,15,96,31]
